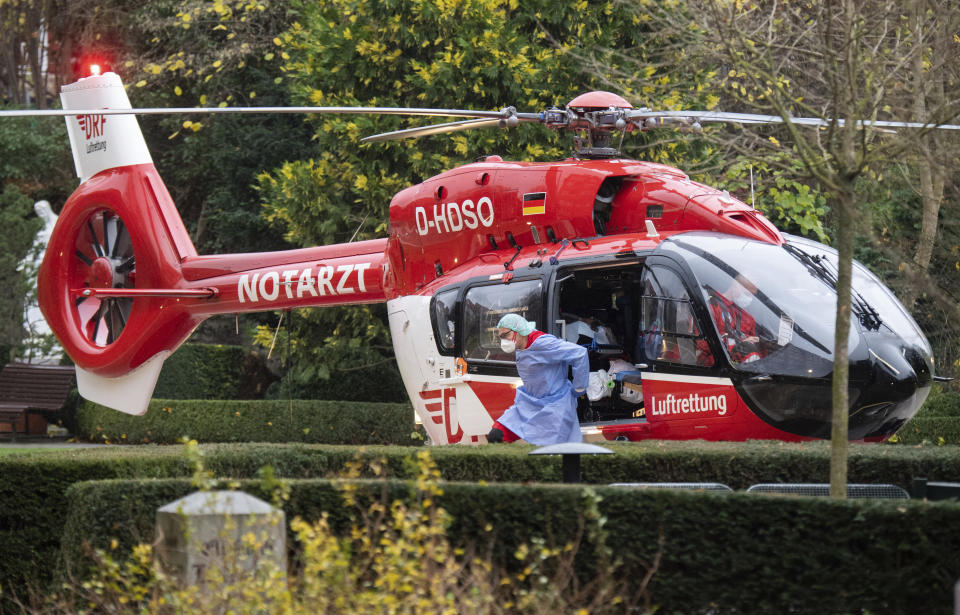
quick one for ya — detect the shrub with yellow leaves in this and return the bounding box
[35,451,652,614]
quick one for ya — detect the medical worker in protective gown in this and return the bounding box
[487,314,590,445]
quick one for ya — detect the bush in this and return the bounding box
[76,398,421,445]
[267,345,408,403]
[889,384,960,444]
[5,439,960,605]
[55,454,634,614]
[153,343,276,399]
[891,417,960,445]
[915,383,960,418]
[60,472,960,614]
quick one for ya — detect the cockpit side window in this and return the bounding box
[462,279,543,362]
[430,288,459,354]
[639,265,715,367]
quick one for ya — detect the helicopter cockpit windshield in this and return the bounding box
[657,232,933,379]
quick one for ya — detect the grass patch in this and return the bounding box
[0,447,60,456]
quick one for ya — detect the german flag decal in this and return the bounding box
[522,192,546,215]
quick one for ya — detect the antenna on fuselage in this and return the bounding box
[645,220,660,238]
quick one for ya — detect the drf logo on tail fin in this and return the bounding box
[77,114,107,140]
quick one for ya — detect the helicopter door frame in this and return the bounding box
[637,255,724,375]
[456,274,547,377]
[429,284,462,358]
[547,255,645,352]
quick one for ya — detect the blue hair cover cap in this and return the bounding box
[497,313,536,336]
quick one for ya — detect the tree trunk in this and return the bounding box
[903,0,946,309]
[829,0,858,500]
[830,181,855,499]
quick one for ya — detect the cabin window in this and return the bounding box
[639,266,715,367]
[431,288,459,354]
[462,279,543,362]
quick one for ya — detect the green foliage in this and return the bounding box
[916,383,960,418]
[723,158,830,242]
[887,385,960,444]
[891,418,960,445]
[255,0,722,387]
[0,185,42,358]
[59,470,960,614]
[3,439,960,604]
[54,452,635,614]
[264,342,407,402]
[76,398,419,445]
[122,0,313,255]
[251,305,406,402]
[0,111,71,363]
[152,343,276,399]
[0,110,74,203]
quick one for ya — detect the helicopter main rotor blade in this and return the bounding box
[635,110,960,131]
[361,118,506,143]
[0,106,519,120]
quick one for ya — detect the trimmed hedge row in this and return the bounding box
[72,382,959,447]
[4,440,960,603]
[61,476,960,614]
[76,398,421,445]
[73,383,959,447]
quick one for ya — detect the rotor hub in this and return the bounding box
[89,257,116,288]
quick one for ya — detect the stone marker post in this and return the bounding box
[156,490,286,586]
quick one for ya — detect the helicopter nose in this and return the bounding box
[849,336,932,440]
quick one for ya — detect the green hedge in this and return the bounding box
[76,398,421,445]
[892,417,960,445]
[61,476,960,614]
[878,384,960,443]
[153,343,275,399]
[915,383,960,418]
[4,440,960,604]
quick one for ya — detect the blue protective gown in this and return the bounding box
[498,333,590,445]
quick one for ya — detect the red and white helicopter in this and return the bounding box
[6,71,954,444]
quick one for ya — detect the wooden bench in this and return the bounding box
[0,363,75,441]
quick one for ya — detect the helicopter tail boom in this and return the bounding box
[39,73,392,414]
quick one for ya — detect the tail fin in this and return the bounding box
[41,73,200,415]
[61,72,153,182]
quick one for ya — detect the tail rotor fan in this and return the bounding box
[72,210,135,347]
